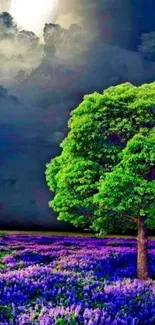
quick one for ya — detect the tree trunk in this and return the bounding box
[137,217,149,280]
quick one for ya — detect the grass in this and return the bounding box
[0,230,95,237]
[0,230,155,240]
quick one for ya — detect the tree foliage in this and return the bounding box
[93,128,155,235]
[46,82,155,233]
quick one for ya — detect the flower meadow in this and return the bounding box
[0,234,155,325]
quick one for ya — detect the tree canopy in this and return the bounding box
[93,127,155,235]
[46,82,155,232]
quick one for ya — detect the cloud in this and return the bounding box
[0,85,69,228]
[0,0,11,13]
[1,1,155,229]
[10,0,59,36]
[0,11,17,37]
[11,20,155,109]
[0,12,42,87]
[57,0,134,48]
[57,0,155,50]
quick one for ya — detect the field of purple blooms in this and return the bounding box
[0,234,155,325]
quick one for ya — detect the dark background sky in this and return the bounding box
[0,0,155,230]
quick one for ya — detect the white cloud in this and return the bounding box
[11,0,59,35]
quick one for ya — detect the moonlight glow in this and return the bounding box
[11,0,59,35]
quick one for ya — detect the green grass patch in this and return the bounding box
[0,263,7,269]
[0,230,155,240]
[0,251,12,259]
[0,305,13,320]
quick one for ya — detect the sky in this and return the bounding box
[10,0,59,35]
[0,0,155,230]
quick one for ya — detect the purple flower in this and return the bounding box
[0,234,155,324]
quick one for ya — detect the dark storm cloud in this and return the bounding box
[12,21,155,107]
[0,86,71,229]
[57,0,155,50]
[57,0,133,48]
[0,11,17,38]
[1,1,155,229]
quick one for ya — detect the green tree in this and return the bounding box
[94,128,155,280]
[46,82,155,279]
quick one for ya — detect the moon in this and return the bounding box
[11,0,59,35]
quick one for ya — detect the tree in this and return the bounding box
[93,128,155,280]
[46,82,155,279]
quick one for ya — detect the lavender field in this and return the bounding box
[0,234,155,325]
